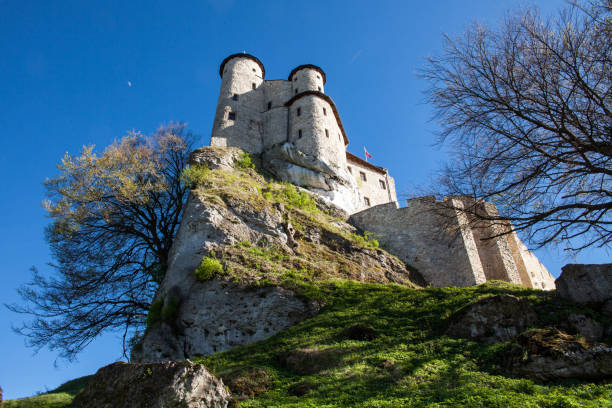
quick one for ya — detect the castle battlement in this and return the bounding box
[210,53,396,213]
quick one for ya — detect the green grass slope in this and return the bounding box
[195,281,611,408]
[7,282,611,407]
[4,376,91,408]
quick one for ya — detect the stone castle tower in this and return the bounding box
[207,53,555,290]
[209,53,396,213]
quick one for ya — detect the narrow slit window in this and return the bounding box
[297,107,301,116]
[364,197,371,206]
[347,166,352,174]
[252,68,256,72]
[379,180,386,190]
[295,88,298,94]
[325,129,329,137]
[252,83,256,90]
[338,133,341,141]
[228,111,236,121]
[318,86,321,91]
[360,172,367,181]
[232,94,239,101]
[323,108,327,116]
[267,101,272,110]
[298,129,303,139]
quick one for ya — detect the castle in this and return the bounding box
[208,53,555,290]
[210,53,396,214]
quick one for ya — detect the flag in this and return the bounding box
[364,146,372,161]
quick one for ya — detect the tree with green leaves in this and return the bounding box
[421,0,611,252]
[8,123,196,360]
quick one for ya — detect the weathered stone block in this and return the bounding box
[446,294,538,343]
[555,264,612,305]
[504,328,612,382]
[71,361,231,408]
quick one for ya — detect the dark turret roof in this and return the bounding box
[288,64,326,84]
[219,53,265,79]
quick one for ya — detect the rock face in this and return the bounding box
[505,328,612,382]
[446,295,537,344]
[133,279,321,362]
[133,147,420,362]
[71,361,232,408]
[555,264,612,306]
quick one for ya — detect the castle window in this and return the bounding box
[325,129,329,137]
[317,75,320,79]
[338,134,341,141]
[228,111,236,121]
[364,197,371,206]
[252,68,256,72]
[323,108,327,116]
[295,88,298,94]
[232,94,239,101]
[297,107,301,116]
[360,172,367,181]
[298,129,303,139]
[379,180,386,190]
[267,101,272,110]
[348,166,352,174]
[318,86,321,91]
[252,83,256,90]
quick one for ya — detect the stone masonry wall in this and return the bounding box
[349,199,485,287]
[262,80,291,150]
[349,197,555,289]
[347,158,397,210]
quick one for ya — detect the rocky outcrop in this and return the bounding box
[133,279,321,362]
[263,142,363,213]
[71,361,232,408]
[505,328,612,382]
[555,264,612,308]
[446,294,537,344]
[133,147,420,363]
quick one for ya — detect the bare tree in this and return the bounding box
[7,124,195,360]
[421,0,611,252]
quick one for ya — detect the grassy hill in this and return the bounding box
[7,281,611,407]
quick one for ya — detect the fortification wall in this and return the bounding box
[349,199,485,287]
[262,81,291,150]
[211,56,265,153]
[349,196,556,289]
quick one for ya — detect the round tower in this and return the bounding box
[286,92,348,171]
[289,65,326,95]
[210,53,266,154]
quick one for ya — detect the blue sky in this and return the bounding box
[1,0,607,400]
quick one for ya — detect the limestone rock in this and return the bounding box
[505,328,612,382]
[555,264,612,305]
[134,147,419,363]
[71,361,231,408]
[446,294,537,344]
[563,314,603,342]
[190,146,245,171]
[133,279,321,363]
